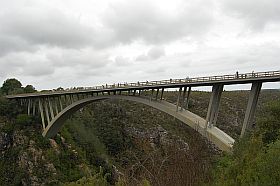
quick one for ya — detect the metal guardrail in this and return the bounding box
[67,70,280,91]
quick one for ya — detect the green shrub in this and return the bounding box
[0,97,20,119]
[15,114,33,127]
[212,100,280,186]
[63,167,110,186]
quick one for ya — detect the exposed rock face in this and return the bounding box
[125,125,190,152]
[13,130,28,147]
[49,139,60,154]
[1,130,58,186]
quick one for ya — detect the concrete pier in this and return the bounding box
[206,84,223,128]
[240,82,262,137]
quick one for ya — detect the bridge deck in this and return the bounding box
[6,70,280,99]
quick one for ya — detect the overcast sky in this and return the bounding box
[0,0,280,90]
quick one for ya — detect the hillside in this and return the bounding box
[164,89,280,138]
[0,97,215,185]
[1,80,280,185]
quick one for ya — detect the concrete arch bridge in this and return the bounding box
[6,70,280,152]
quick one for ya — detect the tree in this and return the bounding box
[24,85,36,93]
[1,78,23,95]
[56,87,64,91]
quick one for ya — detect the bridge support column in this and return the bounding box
[48,98,55,119]
[59,96,63,111]
[39,99,46,129]
[150,89,154,101]
[32,99,36,115]
[176,87,182,112]
[64,95,67,105]
[27,99,31,115]
[180,87,187,111]
[155,89,159,100]
[160,88,164,100]
[205,84,223,128]
[54,98,59,115]
[185,87,192,110]
[70,95,74,103]
[240,82,262,137]
[44,99,50,125]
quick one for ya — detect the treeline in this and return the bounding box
[0,78,36,95]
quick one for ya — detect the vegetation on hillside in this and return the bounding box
[61,100,215,185]
[212,100,280,185]
[1,78,280,185]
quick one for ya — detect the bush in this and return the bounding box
[0,97,20,119]
[212,100,280,186]
[257,101,280,144]
[15,114,33,127]
[63,167,110,186]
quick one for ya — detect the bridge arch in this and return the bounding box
[42,95,234,152]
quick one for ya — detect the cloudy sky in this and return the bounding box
[0,0,280,90]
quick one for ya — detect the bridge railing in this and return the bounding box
[9,70,279,96]
[62,70,280,92]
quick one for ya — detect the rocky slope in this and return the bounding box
[1,89,279,185]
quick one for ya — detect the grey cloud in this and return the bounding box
[46,48,111,69]
[148,47,165,59]
[135,54,149,61]
[186,42,280,74]
[0,0,279,90]
[103,0,215,44]
[0,45,112,82]
[0,0,215,58]
[0,35,36,57]
[114,56,131,66]
[0,52,54,78]
[146,66,166,74]
[222,0,280,30]
[136,46,165,61]
[23,62,55,76]
[0,7,94,50]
